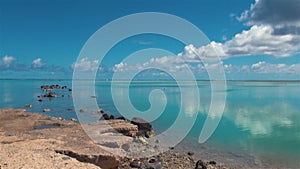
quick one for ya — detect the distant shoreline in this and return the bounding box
[1,78,300,83]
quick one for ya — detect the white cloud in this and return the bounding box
[181,25,300,60]
[32,58,45,68]
[72,58,99,72]
[1,55,16,67]
[250,62,300,74]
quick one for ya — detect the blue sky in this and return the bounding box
[0,0,299,80]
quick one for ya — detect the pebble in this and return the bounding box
[43,109,51,112]
[129,160,141,168]
[187,151,194,156]
[70,118,77,122]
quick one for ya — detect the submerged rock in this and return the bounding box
[43,109,51,112]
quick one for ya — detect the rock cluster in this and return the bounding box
[0,109,230,169]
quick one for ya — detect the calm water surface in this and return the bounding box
[0,79,299,168]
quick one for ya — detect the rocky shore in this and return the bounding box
[0,108,228,169]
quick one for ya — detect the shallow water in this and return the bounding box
[0,79,299,168]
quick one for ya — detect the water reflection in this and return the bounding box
[226,102,295,136]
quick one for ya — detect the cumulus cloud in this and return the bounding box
[31,58,45,68]
[181,25,300,59]
[250,61,300,74]
[245,0,300,27]
[0,55,16,67]
[72,57,100,72]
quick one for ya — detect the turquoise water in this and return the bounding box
[0,79,299,168]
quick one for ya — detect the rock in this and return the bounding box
[67,108,74,111]
[188,151,194,156]
[140,157,162,169]
[91,96,97,98]
[70,118,77,122]
[121,143,130,151]
[58,117,63,120]
[109,115,115,119]
[25,104,32,108]
[68,88,72,92]
[79,109,86,113]
[116,116,126,120]
[38,99,43,102]
[129,160,141,168]
[55,150,119,169]
[43,109,51,112]
[131,117,154,138]
[100,113,110,120]
[209,161,216,165]
[169,147,175,150]
[44,92,57,98]
[195,160,207,169]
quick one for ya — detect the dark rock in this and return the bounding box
[209,161,216,165]
[131,117,154,138]
[140,157,162,169]
[129,160,141,168]
[109,115,115,119]
[116,116,126,120]
[68,88,72,91]
[79,109,86,113]
[169,147,174,150]
[100,113,110,120]
[195,160,207,169]
[44,92,57,98]
[188,151,194,156]
[38,99,43,102]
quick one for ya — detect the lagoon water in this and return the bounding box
[0,79,299,168]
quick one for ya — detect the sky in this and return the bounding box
[0,0,299,80]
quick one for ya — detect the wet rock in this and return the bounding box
[25,104,32,108]
[100,113,110,120]
[117,116,126,120]
[109,115,115,119]
[79,109,86,113]
[68,88,72,92]
[38,99,43,102]
[43,109,51,112]
[70,118,77,122]
[195,160,207,169]
[131,117,154,138]
[67,108,74,111]
[91,96,97,98]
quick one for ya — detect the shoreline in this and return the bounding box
[0,108,230,169]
